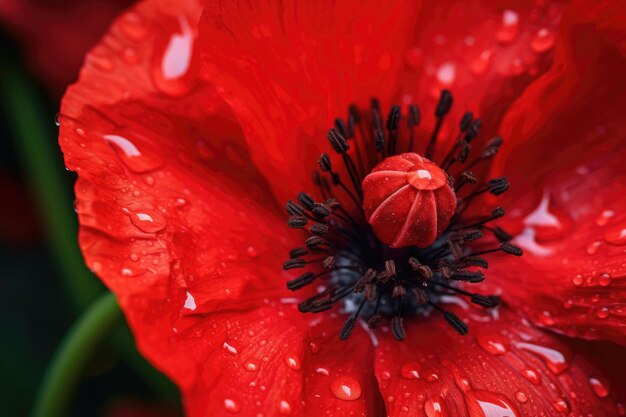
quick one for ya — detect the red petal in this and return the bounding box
[393,0,565,158]
[167,303,376,416]
[482,0,626,344]
[197,1,422,203]
[374,305,621,416]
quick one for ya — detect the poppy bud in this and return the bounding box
[362,153,456,248]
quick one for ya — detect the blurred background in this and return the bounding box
[0,0,181,415]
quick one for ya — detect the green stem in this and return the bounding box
[0,57,101,310]
[31,293,122,417]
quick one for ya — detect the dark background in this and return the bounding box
[0,1,181,415]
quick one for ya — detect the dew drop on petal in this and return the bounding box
[245,359,259,372]
[223,342,238,355]
[531,28,555,53]
[552,398,570,414]
[224,398,240,414]
[284,355,301,371]
[122,208,167,233]
[463,390,519,417]
[495,10,520,45]
[424,397,449,417]
[330,376,362,401]
[104,134,163,173]
[589,377,610,398]
[278,400,291,415]
[598,273,611,287]
[246,246,259,258]
[315,367,330,376]
[514,390,528,403]
[477,334,509,355]
[520,368,541,385]
[516,342,571,374]
[605,225,626,245]
[401,362,421,379]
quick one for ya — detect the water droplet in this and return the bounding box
[425,397,449,417]
[531,28,555,53]
[152,16,197,96]
[477,334,509,355]
[596,307,609,319]
[495,10,520,45]
[223,342,238,355]
[315,367,330,376]
[598,273,612,287]
[103,134,163,173]
[278,400,291,415]
[514,391,528,403]
[572,274,584,286]
[605,225,626,245]
[586,241,602,255]
[224,398,240,413]
[401,362,421,379]
[516,341,571,374]
[284,356,301,371]
[245,359,259,372]
[437,62,456,85]
[119,12,149,41]
[330,376,362,401]
[521,367,541,385]
[183,291,196,311]
[552,398,570,414]
[380,371,391,381]
[246,246,259,258]
[596,210,614,226]
[464,390,519,417]
[309,342,320,353]
[122,208,167,233]
[470,50,493,76]
[589,377,610,398]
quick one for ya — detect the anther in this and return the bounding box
[339,316,357,340]
[458,140,471,163]
[470,294,497,308]
[312,203,332,219]
[393,285,406,298]
[465,118,482,142]
[492,207,506,219]
[286,200,307,216]
[310,223,329,235]
[501,243,523,256]
[448,240,464,259]
[318,153,332,172]
[487,177,510,196]
[385,260,397,277]
[455,171,478,191]
[444,311,468,335]
[368,314,382,329]
[408,105,421,127]
[387,106,401,131]
[355,269,377,292]
[289,247,308,258]
[409,257,433,280]
[435,90,453,118]
[459,111,473,131]
[297,192,316,210]
[493,226,513,242]
[412,288,429,304]
[451,269,485,283]
[287,272,316,290]
[305,235,327,249]
[323,256,336,269]
[457,256,489,269]
[375,129,385,152]
[391,316,406,341]
[481,136,503,159]
[287,215,308,229]
[283,258,306,271]
[327,128,350,154]
[334,118,350,139]
[364,284,377,301]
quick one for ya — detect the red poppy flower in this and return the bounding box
[58,0,626,416]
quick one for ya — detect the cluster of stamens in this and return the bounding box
[283,90,522,340]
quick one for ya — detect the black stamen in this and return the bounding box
[391,316,406,341]
[444,311,468,335]
[287,215,308,229]
[425,90,452,159]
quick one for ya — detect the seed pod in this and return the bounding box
[362,153,456,248]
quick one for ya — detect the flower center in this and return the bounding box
[283,91,522,340]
